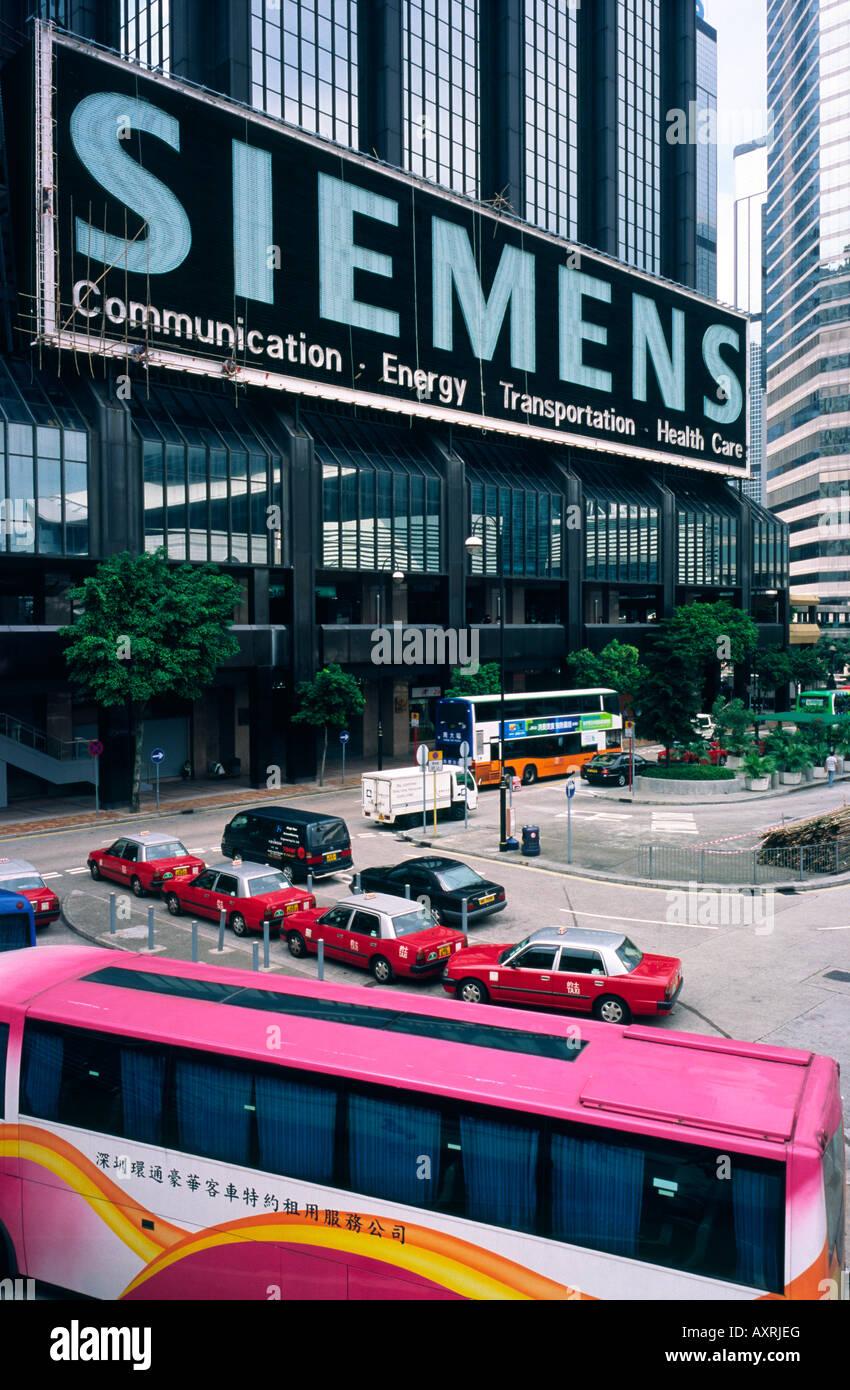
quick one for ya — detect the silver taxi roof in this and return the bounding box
[120,831,190,848]
[0,857,41,877]
[209,861,294,887]
[528,926,628,949]
[334,892,430,916]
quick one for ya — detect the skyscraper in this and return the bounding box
[695,7,717,299]
[765,0,850,631]
[733,138,767,504]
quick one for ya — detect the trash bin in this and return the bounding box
[521,825,540,857]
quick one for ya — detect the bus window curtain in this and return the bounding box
[175,1058,251,1166]
[120,1047,165,1145]
[459,1115,538,1230]
[255,1074,337,1185]
[21,1028,63,1120]
[349,1093,441,1207]
[732,1167,782,1292]
[551,1134,644,1256]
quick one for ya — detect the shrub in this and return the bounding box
[640,764,735,781]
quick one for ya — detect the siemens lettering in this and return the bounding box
[40,33,749,471]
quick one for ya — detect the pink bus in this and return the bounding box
[0,945,844,1300]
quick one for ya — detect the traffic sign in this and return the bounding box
[409,712,420,727]
[416,743,429,768]
[459,740,470,760]
[566,778,576,800]
[429,750,443,762]
[339,731,350,744]
[88,740,103,757]
[150,747,165,764]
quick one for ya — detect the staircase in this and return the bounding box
[0,713,96,809]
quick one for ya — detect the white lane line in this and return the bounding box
[39,872,61,879]
[66,866,89,874]
[187,848,208,854]
[816,925,850,931]
[559,907,717,930]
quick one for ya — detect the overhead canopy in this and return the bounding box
[760,711,841,726]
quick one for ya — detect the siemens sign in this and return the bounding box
[33,28,748,474]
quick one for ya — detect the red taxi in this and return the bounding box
[88,831,205,897]
[164,860,315,936]
[0,858,60,927]
[284,891,467,984]
[656,742,728,766]
[442,926,682,1024]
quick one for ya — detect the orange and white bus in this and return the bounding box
[436,688,623,785]
[0,945,843,1300]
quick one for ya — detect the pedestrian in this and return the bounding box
[825,751,837,787]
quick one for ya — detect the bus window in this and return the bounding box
[0,1022,7,1118]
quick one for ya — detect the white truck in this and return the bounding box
[361,765,478,827]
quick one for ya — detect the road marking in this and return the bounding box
[651,811,698,835]
[39,872,61,879]
[357,832,380,838]
[187,848,207,854]
[816,925,850,930]
[560,907,716,930]
[66,866,88,874]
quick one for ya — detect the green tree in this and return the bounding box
[823,637,850,681]
[566,640,647,703]
[60,550,242,812]
[789,645,830,690]
[292,663,366,786]
[711,696,752,753]
[444,662,501,697]
[663,601,759,707]
[633,635,701,759]
[754,645,793,708]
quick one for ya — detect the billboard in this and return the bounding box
[32,26,749,475]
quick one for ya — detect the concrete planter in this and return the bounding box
[725,754,743,770]
[745,775,770,791]
[812,767,827,780]
[803,767,815,782]
[780,771,802,785]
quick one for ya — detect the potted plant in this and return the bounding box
[743,749,774,791]
[778,740,810,785]
[712,697,750,768]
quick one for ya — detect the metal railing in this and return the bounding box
[0,712,90,763]
[638,838,850,884]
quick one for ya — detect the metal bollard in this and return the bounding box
[355,872,361,893]
[461,897,468,937]
[263,920,270,970]
[318,938,325,981]
[307,871,313,893]
[700,849,705,883]
[252,942,259,971]
[191,920,198,962]
[147,906,155,951]
[648,845,653,879]
[218,908,226,951]
[753,848,758,885]
[109,892,116,935]
[799,846,804,882]
[405,882,410,898]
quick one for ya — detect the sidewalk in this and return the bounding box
[0,753,410,839]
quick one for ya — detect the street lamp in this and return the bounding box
[375,565,405,770]
[465,524,508,852]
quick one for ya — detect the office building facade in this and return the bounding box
[764,0,850,632]
[695,9,717,300]
[733,138,768,505]
[0,2,786,806]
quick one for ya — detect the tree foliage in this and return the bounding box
[633,635,701,757]
[444,663,501,697]
[753,645,792,695]
[566,640,647,700]
[60,550,241,810]
[789,645,830,688]
[292,663,366,785]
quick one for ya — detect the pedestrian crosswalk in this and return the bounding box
[650,811,698,835]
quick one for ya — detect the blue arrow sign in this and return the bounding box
[566,779,575,799]
[150,748,165,763]
[339,731,350,744]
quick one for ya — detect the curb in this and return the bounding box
[399,834,850,894]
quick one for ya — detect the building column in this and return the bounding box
[661,2,697,288]
[281,419,319,782]
[171,0,251,104]
[443,446,466,632]
[577,0,618,256]
[651,476,677,619]
[357,0,403,166]
[479,0,525,213]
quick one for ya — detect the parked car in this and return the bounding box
[88,832,205,897]
[221,806,352,882]
[656,742,727,766]
[283,891,467,983]
[691,712,716,739]
[0,857,59,927]
[164,860,315,936]
[356,856,506,924]
[442,926,683,1024]
[582,751,649,786]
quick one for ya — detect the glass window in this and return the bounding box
[514,946,557,970]
[175,1055,251,1166]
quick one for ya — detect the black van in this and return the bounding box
[221,806,353,882]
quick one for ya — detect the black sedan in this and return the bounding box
[582,751,649,787]
[355,857,506,925]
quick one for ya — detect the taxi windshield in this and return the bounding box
[145,841,189,862]
[392,907,436,937]
[499,935,533,964]
[247,872,293,896]
[0,873,44,891]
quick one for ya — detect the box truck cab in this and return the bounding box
[362,766,478,827]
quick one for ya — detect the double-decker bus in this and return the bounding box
[436,688,622,785]
[0,946,843,1301]
[795,689,850,718]
[0,888,35,953]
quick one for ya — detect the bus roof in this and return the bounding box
[4,947,825,1153]
[441,688,616,704]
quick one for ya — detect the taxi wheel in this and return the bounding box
[286,930,307,957]
[522,764,538,785]
[593,995,631,1025]
[130,876,145,898]
[88,861,101,881]
[230,913,249,937]
[165,893,181,916]
[370,955,394,984]
[458,978,488,1004]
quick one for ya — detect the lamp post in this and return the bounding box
[828,643,837,690]
[466,521,508,852]
[375,565,404,770]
